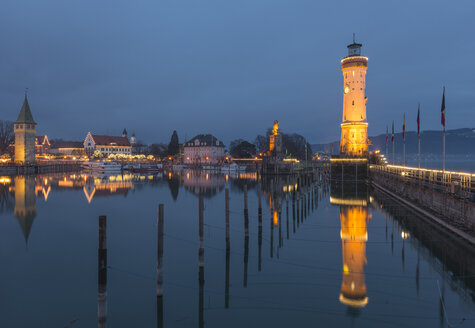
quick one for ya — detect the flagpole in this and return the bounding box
[418,133,421,169]
[441,86,446,172]
[392,121,395,164]
[403,138,405,165]
[386,125,388,159]
[402,113,406,166]
[417,104,421,169]
[392,135,395,164]
[443,125,445,171]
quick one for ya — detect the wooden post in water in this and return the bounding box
[243,185,249,287]
[225,188,230,307]
[292,190,296,233]
[157,204,164,297]
[243,185,249,237]
[98,215,107,328]
[157,204,164,328]
[198,195,204,328]
[286,195,289,240]
[258,183,262,272]
[224,188,231,309]
[225,189,230,250]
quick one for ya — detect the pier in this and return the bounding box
[369,164,475,243]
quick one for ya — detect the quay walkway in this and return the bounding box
[370,164,475,245]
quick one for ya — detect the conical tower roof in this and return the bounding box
[15,95,36,124]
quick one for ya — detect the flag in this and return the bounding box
[391,121,394,142]
[417,104,420,136]
[441,87,446,127]
[402,113,406,140]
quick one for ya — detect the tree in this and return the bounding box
[254,135,268,154]
[93,150,104,159]
[167,130,179,155]
[149,143,167,158]
[282,133,312,160]
[0,120,14,154]
[230,140,256,158]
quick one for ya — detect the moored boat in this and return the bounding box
[131,163,163,173]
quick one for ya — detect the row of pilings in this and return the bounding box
[96,171,329,327]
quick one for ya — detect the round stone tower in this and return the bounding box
[340,36,368,157]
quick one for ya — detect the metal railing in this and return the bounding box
[370,164,475,200]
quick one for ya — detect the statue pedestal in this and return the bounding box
[269,134,282,155]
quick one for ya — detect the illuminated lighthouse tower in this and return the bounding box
[340,36,368,156]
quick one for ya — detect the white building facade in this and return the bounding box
[84,132,132,157]
[184,134,225,165]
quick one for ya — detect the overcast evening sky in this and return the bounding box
[1,0,474,146]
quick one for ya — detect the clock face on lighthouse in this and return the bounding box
[344,85,350,94]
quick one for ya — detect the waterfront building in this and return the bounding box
[35,136,50,155]
[340,36,369,157]
[83,132,132,157]
[50,141,85,156]
[184,134,225,164]
[14,95,36,164]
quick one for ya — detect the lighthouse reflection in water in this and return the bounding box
[331,181,370,308]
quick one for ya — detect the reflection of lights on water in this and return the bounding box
[0,177,12,184]
[225,174,229,182]
[273,211,278,226]
[206,173,209,180]
[168,172,172,179]
[186,173,190,180]
[401,231,409,239]
[343,264,349,274]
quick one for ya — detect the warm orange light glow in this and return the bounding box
[340,205,369,307]
[272,120,279,135]
[273,210,278,226]
[0,177,12,184]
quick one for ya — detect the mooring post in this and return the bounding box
[199,195,204,268]
[157,204,164,297]
[258,182,262,272]
[98,215,107,328]
[286,195,289,240]
[243,185,249,237]
[225,188,230,307]
[198,195,204,328]
[225,189,230,250]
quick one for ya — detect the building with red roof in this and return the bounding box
[84,132,132,157]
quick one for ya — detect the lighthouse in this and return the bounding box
[340,36,368,157]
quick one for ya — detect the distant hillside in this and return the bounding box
[312,128,475,155]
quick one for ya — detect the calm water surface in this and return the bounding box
[0,171,474,327]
